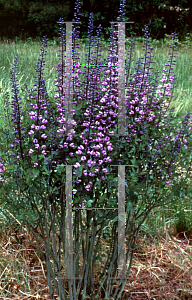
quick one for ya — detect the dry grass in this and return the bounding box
[0,215,192,300]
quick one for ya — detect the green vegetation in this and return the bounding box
[1,32,192,238]
[0,34,192,299]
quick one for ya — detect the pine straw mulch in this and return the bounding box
[0,217,192,300]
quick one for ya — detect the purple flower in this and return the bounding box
[29,111,35,116]
[54,93,60,98]
[165,181,171,186]
[105,157,112,163]
[76,150,82,155]
[41,134,47,139]
[28,130,34,135]
[107,146,113,151]
[98,160,103,166]
[83,169,87,176]
[74,162,81,168]
[78,145,84,150]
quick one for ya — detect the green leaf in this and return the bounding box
[112,216,118,222]
[135,137,140,143]
[147,186,153,198]
[42,165,49,175]
[8,164,15,171]
[87,199,94,207]
[132,176,138,183]
[94,180,101,188]
[98,194,106,203]
[107,175,115,181]
[31,169,39,181]
[96,210,103,217]
[55,164,66,175]
[126,201,133,212]
[131,157,136,165]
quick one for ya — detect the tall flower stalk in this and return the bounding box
[0,0,192,299]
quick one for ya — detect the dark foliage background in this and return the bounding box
[0,0,192,42]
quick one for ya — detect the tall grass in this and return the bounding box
[1,35,192,119]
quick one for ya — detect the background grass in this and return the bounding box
[1,35,192,118]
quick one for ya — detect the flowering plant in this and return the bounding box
[0,0,192,299]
